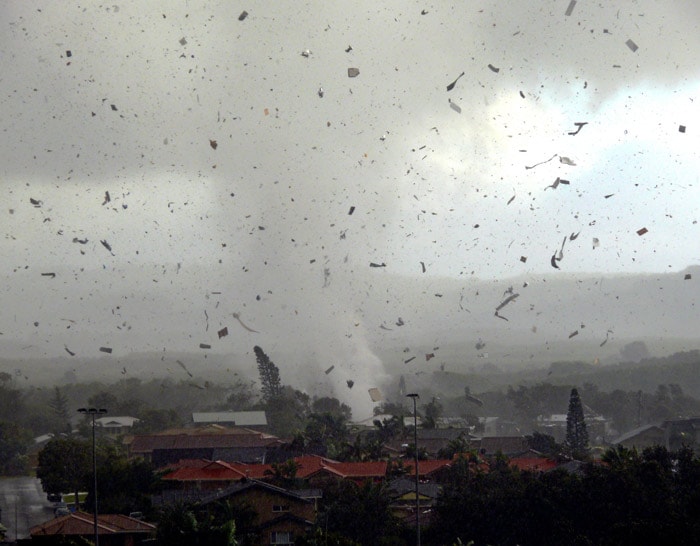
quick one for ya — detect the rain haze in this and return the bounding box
[1,0,699,418]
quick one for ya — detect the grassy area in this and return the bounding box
[62,492,88,504]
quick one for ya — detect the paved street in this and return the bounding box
[0,477,54,541]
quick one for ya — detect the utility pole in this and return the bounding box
[78,408,107,546]
[406,393,420,546]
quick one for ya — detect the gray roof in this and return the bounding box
[192,411,268,426]
[612,423,665,445]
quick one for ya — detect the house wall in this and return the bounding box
[231,488,316,527]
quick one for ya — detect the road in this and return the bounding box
[0,476,54,541]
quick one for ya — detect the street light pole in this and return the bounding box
[78,408,107,546]
[406,393,420,546]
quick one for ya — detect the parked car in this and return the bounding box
[47,493,62,503]
[54,502,70,517]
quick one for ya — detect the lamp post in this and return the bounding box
[406,393,420,546]
[78,408,107,546]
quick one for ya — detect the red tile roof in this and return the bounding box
[404,459,453,476]
[30,512,155,537]
[509,457,559,472]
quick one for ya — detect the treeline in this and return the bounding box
[429,445,700,546]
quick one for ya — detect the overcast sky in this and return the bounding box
[1,1,699,413]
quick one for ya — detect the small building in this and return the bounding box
[29,512,155,546]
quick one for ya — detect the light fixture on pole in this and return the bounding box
[406,393,420,546]
[78,407,107,546]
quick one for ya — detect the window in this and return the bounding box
[270,531,293,545]
[272,504,290,512]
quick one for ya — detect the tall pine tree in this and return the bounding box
[565,387,589,458]
[254,346,282,401]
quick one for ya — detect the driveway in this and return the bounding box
[0,476,54,540]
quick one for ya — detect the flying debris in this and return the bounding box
[494,311,509,321]
[396,317,404,326]
[569,231,581,241]
[592,238,600,249]
[565,0,576,16]
[679,125,686,133]
[209,139,218,150]
[325,365,335,375]
[545,177,570,190]
[525,154,557,170]
[425,353,435,361]
[238,10,248,21]
[475,339,486,351]
[636,227,648,236]
[625,39,639,52]
[559,156,576,166]
[199,343,211,349]
[233,312,259,333]
[368,387,383,402]
[346,380,354,389]
[685,273,692,280]
[179,37,187,46]
[380,324,393,331]
[102,191,111,205]
[318,87,324,98]
[30,197,42,207]
[177,360,194,377]
[567,122,588,136]
[446,71,465,91]
[420,261,426,273]
[99,347,113,354]
[64,346,75,356]
[348,206,355,215]
[72,238,88,244]
[520,256,527,263]
[550,253,560,269]
[568,330,579,339]
[496,293,520,311]
[100,239,112,252]
[487,64,500,73]
[301,49,311,57]
[41,272,56,278]
[507,193,516,205]
[347,67,360,78]
[369,262,386,268]
[217,327,228,339]
[404,356,416,364]
[448,99,462,113]
[604,194,615,199]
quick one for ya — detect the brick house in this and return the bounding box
[199,480,317,545]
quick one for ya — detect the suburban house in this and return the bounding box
[611,418,700,451]
[29,512,155,546]
[198,479,317,545]
[386,478,442,526]
[126,424,288,466]
[95,416,140,437]
[537,408,612,444]
[192,411,268,430]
